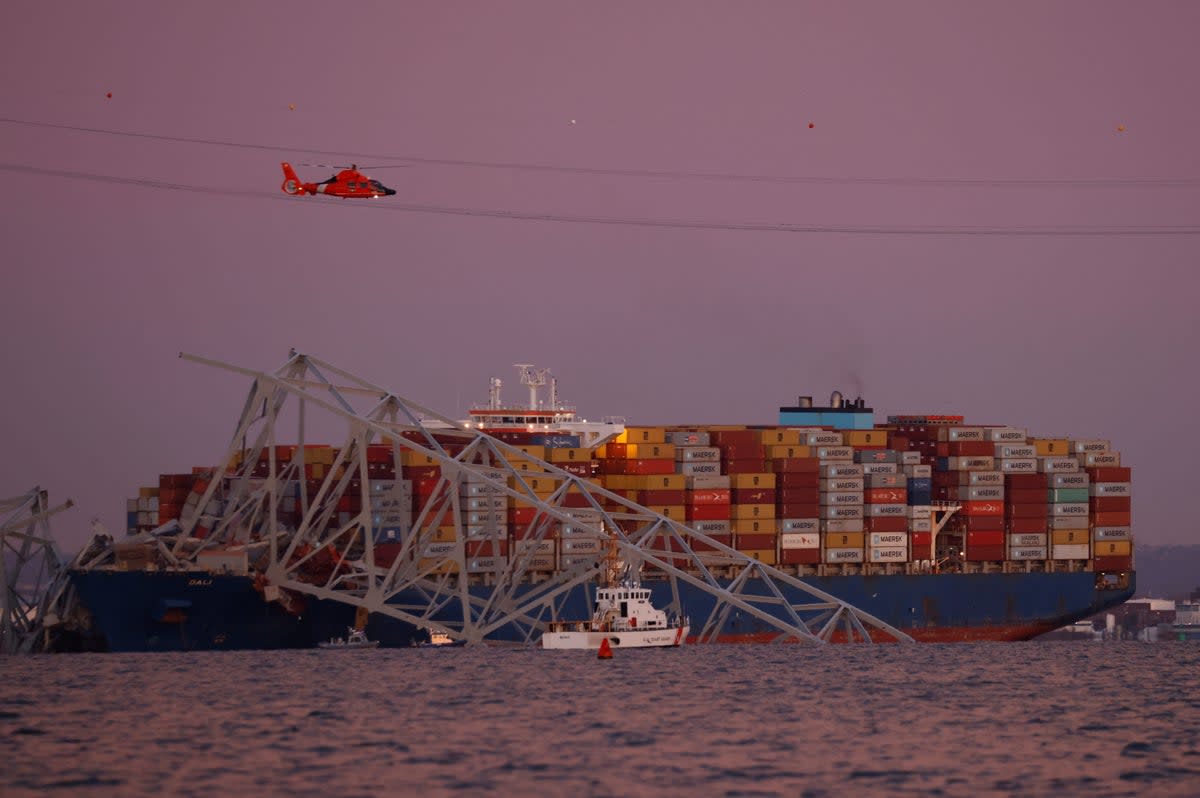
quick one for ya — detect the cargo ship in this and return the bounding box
[66,360,1135,651]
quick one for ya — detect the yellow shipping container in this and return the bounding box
[823,532,865,548]
[1033,439,1071,457]
[417,559,460,574]
[432,526,458,542]
[138,487,160,498]
[308,463,325,479]
[644,505,687,521]
[731,518,777,534]
[549,447,593,463]
[758,429,802,446]
[400,450,440,467]
[504,445,549,461]
[618,426,666,444]
[510,461,550,474]
[738,548,778,565]
[706,425,748,431]
[626,443,675,459]
[1094,540,1132,557]
[635,474,687,491]
[731,503,776,520]
[1052,529,1090,546]
[766,445,812,460]
[600,475,637,490]
[845,430,888,447]
[729,473,777,489]
[508,476,559,493]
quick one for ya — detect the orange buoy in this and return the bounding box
[597,638,613,659]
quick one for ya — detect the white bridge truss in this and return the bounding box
[0,488,77,654]
[109,352,913,646]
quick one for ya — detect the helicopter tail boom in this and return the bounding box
[280,162,313,195]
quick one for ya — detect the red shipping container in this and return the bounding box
[710,430,759,445]
[888,434,911,451]
[962,500,1004,516]
[561,492,595,508]
[718,443,767,460]
[777,502,820,518]
[776,473,820,490]
[777,486,820,504]
[557,462,594,477]
[780,547,821,565]
[967,531,1004,547]
[690,533,733,552]
[1088,466,1131,482]
[1093,511,1132,526]
[404,466,441,482]
[936,442,950,458]
[689,489,732,506]
[1090,496,1131,513]
[686,504,731,521]
[863,516,907,532]
[724,459,768,474]
[735,533,778,550]
[373,543,405,568]
[933,472,958,488]
[910,531,932,549]
[965,544,1006,562]
[866,487,907,504]
[641,489,686,505]
[770,457,820,473]
[1005,474,1048,489]
[1006,503,1048,519]
[960,515,1004,532]
[1006,489,1045,505]
[733,488,776,504]
[366,445,392,463]
[466,539,509,558]
[1093,555,1133,572]
[948,441,995,457]
[507,507,538,525]
[624,459,676,475]
[1008,517,1050,534]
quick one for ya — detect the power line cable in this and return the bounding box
[4,162,1199,236]
[3,116,1199,190]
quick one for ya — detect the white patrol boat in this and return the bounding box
[318,627,379,650]
[541,581,690,650]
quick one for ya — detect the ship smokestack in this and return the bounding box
[830,390,843,408]
[798,395,813,408]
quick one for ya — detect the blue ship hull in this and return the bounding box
[68,568,1135,651]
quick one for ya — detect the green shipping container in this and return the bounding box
[1048,488,1089,503]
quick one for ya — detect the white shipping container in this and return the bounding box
[1049,473,1090,489]
[678,461,722,477]
[908,505,932,520]
[821,477,865,492]
[372,512,412,528]
[805,432,844,446]
[869,532,908,547]
[1080,452,1121,467]
[1051,515,1089,530]
[867,503,908,517]
[1051,502,1090,517]
[968,486,1005,500]
[951,457,996,471]
[464,511,505,526]
[462,468,507,483]
[816,446,854,461]
[126,498,138,513]
[691,520,731,535]
[524,555,557,571]
[903,464,933,478]
[779,518,819,533]
[463,496,506,511]
[1093,526,1132,540]
[666,430,710,446]
[820,463,864,478]
[558,554,602,570]
[1039,458,1080,473]
[421,541,457,558]
[1010,547,1047,561]
[862,462,899,475]
[461,482,504,497]
[908,517,932,532]
[369,479,413,495]
[940,426,985,442]
[1010,533,1048,547]
[560,523,602,538]
[780,532,820,549]
[560,537,603,555]
[821,518,865,533]
[866,474,907,488]
[821,491,864,506]
[687,475,731,490]
[868,546,908,562]
[901,452,923,465]
[465,524,508,539]
[137,497,150,512]
[675,446,720,462]
[824,547,865,563]
[1071,439,1110,454]
[1051,543,1090,560]
[995,445,1036,458]
[957,470,1004,486]
[515,539,555,556]
[1090,482,1131,497]
[998,458,1038,473]
[821,505,864,520]
[986,427,1027,442]
[467,556,508,573]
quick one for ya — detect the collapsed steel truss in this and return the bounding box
[0,488,77,654]
[128,351,913,645]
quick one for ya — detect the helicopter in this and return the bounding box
[280,162,397,199]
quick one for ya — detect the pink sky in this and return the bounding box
[2,2,1198,549]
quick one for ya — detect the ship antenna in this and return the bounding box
[514,363,549,410]
[489,377,503,410]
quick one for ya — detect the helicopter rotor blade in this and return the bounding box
[299,163,411,170]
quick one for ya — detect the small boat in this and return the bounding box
[541,582,690,650]
[318,627,379,650]
[416,627,466,648]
